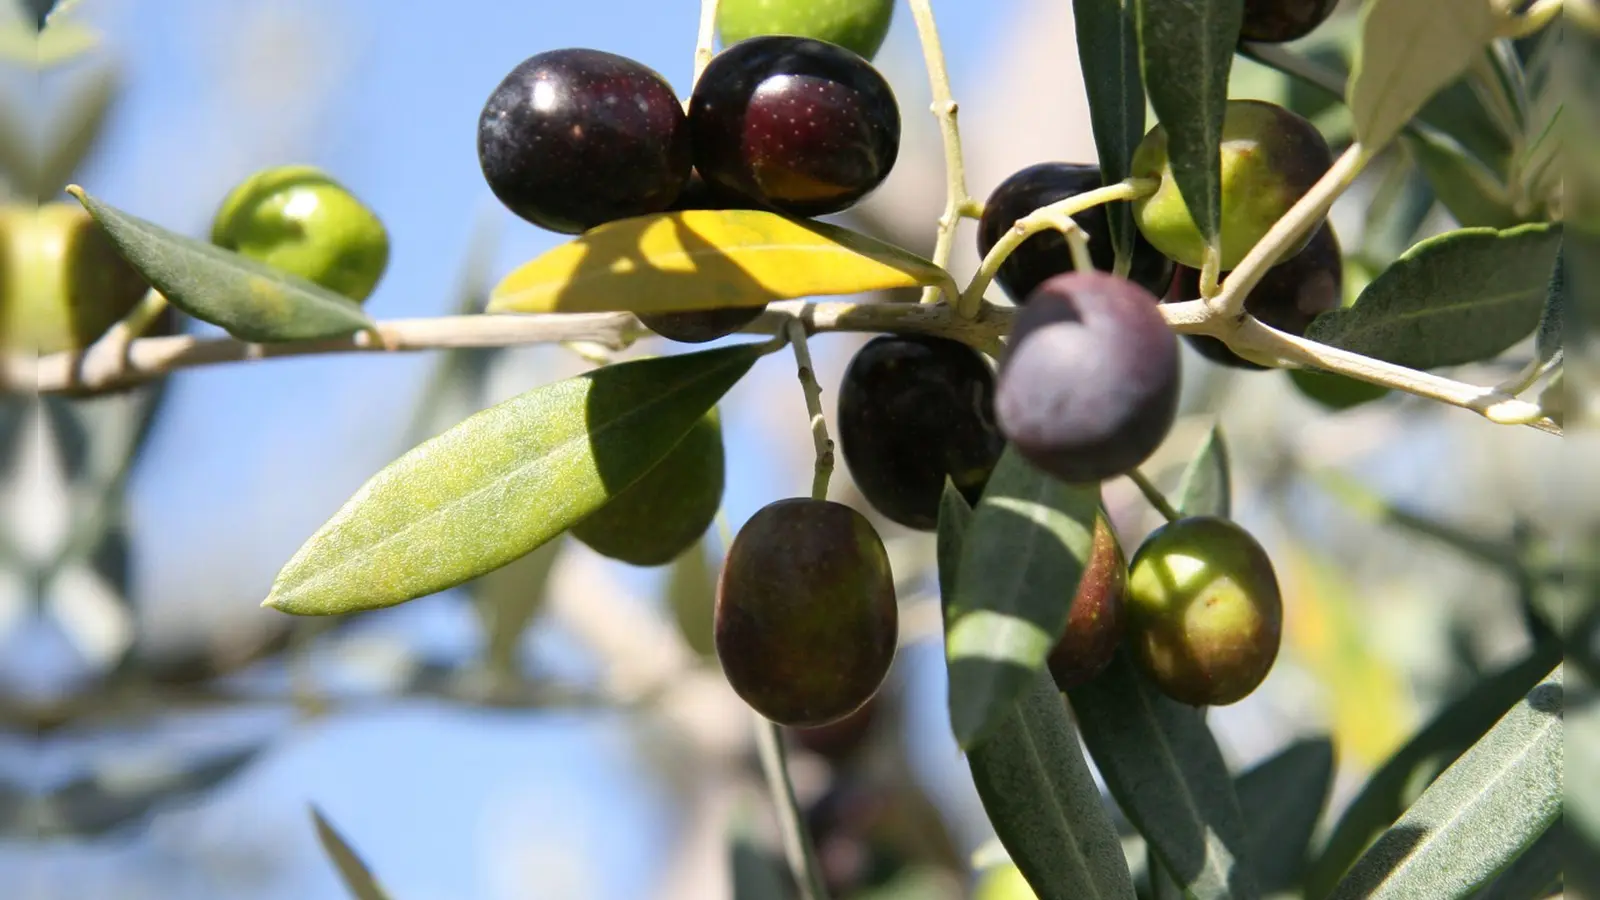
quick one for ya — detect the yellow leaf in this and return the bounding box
[487,209,954,315]
[1347,0,1500,154]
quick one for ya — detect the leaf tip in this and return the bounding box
[65,184,87,202]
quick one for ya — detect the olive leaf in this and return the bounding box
[1133,0,1244,248]
[1305,644,1562,900]
[968,671,1139,900]
[487,209,955,315]
[1068,651,1261,900]
[266,343,770,616]
[1305,223,1562,369]
[37,61,117,201]
[1174,424,1230,519]
[1074,0,1145,265]
[1535,243,1563,366]
[1235,737,1335,895]
[1327,666,1563,900]
[945,447,1101,750]
[1347,0,1501,154]
[68,187,376,343]
[1471,824,1562,900]
[935,479,973,624]
[1403,125,1522,230]
[311,806,395,900]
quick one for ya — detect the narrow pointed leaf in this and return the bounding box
[311,806,394,900]
[37,61,117,201]
[1347,0,1501,153]
[1133,0,1244,247]
[1305,223,1562,369]
[1068,651,1261,900]
[1235,737,1335,894]
[936,480,973,624]
[1471,823,1561,900]
[1073,0,1145,264]
[1328,666,1563,900]
[1535,243,1563,366]
[946,447,1101,749]
[968,671,1138,900]
[1174,424,1230,519]
[487,209,954,315]
[1403,126,1522,230]
[67,186,375,342]
[1306,643,1561,900]
[267,344,768,616]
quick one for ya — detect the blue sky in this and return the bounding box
[9,1,1022,897]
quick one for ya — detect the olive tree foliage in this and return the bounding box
[1,0,1594,899]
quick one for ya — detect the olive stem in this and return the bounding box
[753,713,832,900]
[958,178,1156,316]
[691,0,721,87]
[1208,142,1368,319]
[786,317,835,501]
[1128,470,1181,523]
[75,287,170,382]
[907,0,980,310]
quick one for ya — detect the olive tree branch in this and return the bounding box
[754,713,832,900]
[785,317,835,501]
[25,300,1558,435]
[692,0,721,86]
[959,178,1157,315]
[907,0,982,310]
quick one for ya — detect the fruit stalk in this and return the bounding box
[1127,470,1180,523]
[907,0,980,308]
[786,318,836,501]
[960,178,1157,317]
[692,0,721,86]
[75,286,170,375]
[754,710,832,900]
[1209,143,1367,320]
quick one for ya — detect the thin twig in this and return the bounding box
[1128,470,1181,523]
[754,714,831,900]
[692,0,721,86]
[786,318,835,501]
[907,0,980,309]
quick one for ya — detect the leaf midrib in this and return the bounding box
[1011,708,1109,899]
[1329,284,1544,344]
[275,352,749,603]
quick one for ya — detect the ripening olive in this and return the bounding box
[715,498,897,727]
[1131,100,1333,271]
[1046,512,1128,690]
[570,405,725,567]
[2,202,168,357]
[1124,516,1283,707]
[210,165,391,302]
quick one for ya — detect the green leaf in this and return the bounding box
[945,447,1101,749]
[1236,737,1335,895]
[1471,823,1561,900]
[1327,666,1563,900]
[266,344,769,616]
[67,186,376,342]
[487,209,954,315]
[936,479,973,624]
[1403,126,1522,229]
[37,61,117,201]
[311,806,394,900]
[1068,651,1261,900]
[968,671,1138,900]
[1305,223,1562,369]
[1305,644,1561,900]
[666,535,718,659]
[1134,0,1244,247]
[1073,0,1145,265]
[1347,0,1501,153]
[1175,424,1230,519]
[468,535,563,679]
[1534,243,1563,366]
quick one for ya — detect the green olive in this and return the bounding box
[718,0,895,61]
[210,165,390,303]
[2,201,161,356]
[1131,100,1334,271]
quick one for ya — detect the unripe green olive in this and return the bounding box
[210,165,390,302]
[1125,516,1283,706]
[1131,100,1333,271]
[1,201,163,356]
[718,0,895,61]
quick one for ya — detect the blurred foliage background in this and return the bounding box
[1,0,1593,898]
